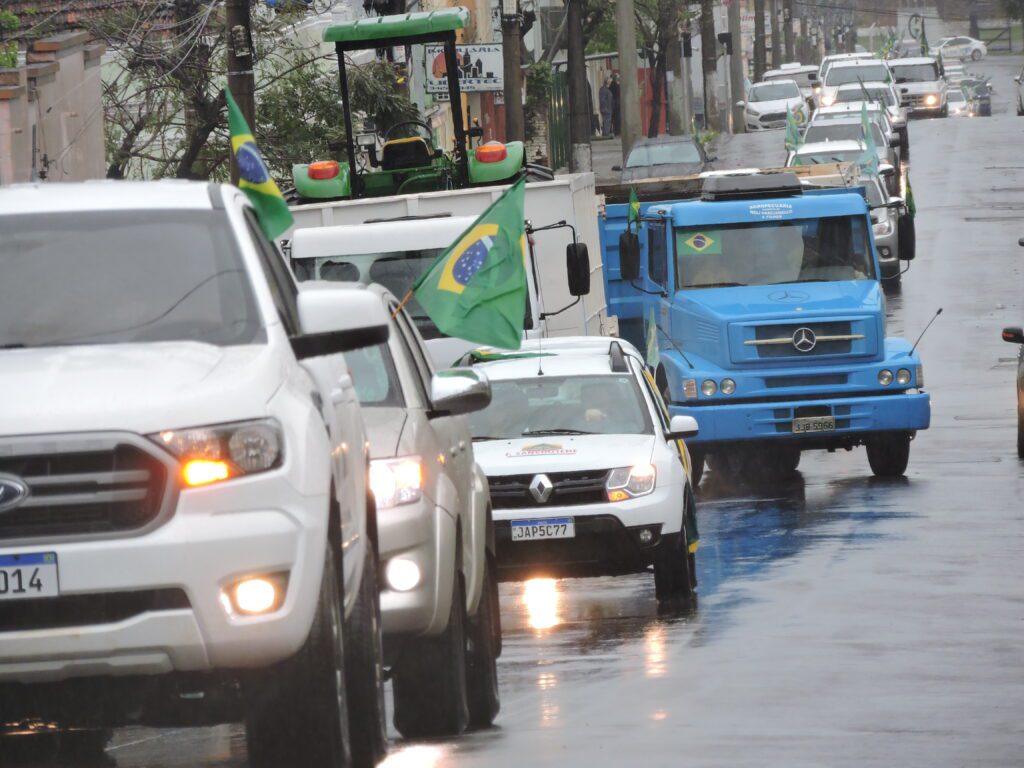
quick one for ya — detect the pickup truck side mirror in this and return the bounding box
[291,286,389,359]
[619,231,641,281]
[566,242,591,296]
[429,368,491,416]
[1002,326,1024,345]
[666,414,699,440]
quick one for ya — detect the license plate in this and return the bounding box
[510,517,575,542]
[0,553,59,601]
[792,416,836,434]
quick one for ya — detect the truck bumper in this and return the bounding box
[673,391,931,447]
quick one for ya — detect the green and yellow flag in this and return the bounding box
[225,88,293,240]
[628,187,641,230]
[412,177,527,350]
[784,109,802,153]
[857,102,879,177]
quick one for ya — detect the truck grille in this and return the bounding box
[0,434,175,542]
[488,469,608,509]
[750,321,857,358]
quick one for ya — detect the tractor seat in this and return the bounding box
[380,136,433,171]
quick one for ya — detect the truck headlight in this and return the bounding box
[701,379,717,397]
[720,378,736,395]
[151,420,283,487]
[896,368,912,386]
[370,457,423,509]
[878,369,894,386]
[607,464,657,501]
[925,94,938,106]
[873,218,893,237]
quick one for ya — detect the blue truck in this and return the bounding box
[600,170,929,484]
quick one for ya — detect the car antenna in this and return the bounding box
[537,329,545,376]
[908,308,943,357]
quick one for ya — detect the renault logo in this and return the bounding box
[0,474,29,514]
[528,474,553,504]
[792,327,817,353]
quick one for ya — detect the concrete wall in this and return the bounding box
[0,32,105,185]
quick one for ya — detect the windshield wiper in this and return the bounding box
[689,282,747,288]
[471,435,506,442]
[521,428,595,436]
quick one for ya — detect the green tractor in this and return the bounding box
[291,7,529,202]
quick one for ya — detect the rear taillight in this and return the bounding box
[474,142,508,163]
[308,160,340,180]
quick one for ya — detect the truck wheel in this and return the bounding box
[246,547,351,768]
[866,433,912,477]
[466,558,501,729]
[653,514,694,602]
[344,543,388,768]
[392,572,470,738]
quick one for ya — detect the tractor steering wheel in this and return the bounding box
[383,120,434,144]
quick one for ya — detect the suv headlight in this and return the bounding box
[607,464,657,501]
[370,456,423,508]
[151,419,283,487]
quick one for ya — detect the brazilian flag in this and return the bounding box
[225,89,293,240]
[413,177,527,350]
[784,109,802,153]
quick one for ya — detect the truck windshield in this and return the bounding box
[294,250,533,339]
[675,215,874,289]
[468,375,653,440]
[0,211,263,348]
[890,64,939,82]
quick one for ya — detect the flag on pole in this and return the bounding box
[857,103,879,176]
[412,177,528,350]
[645,307,660,370]
[920,23,929,55]
[628,187,641,231]
[784,109,803,153]
[225,88,293,240]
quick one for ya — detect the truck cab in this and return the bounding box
[601,172,930,483]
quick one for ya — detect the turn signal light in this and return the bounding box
[308,160,340,180]
[475,142,508,163]
[183,459,231,487]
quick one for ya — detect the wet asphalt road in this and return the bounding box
[10,57,1024,768]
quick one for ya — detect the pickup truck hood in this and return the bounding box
[0,343,284,436]
[683,280,882,320]
[749,96,803,113]
[362,407,407,460]
[473,434,654,476]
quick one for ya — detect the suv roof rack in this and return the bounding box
[701,172,804,202]
[609,341,629,372]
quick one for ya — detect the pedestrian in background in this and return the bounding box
[599,77,614,138]
[610,73,621,136]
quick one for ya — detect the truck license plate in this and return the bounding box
[511,518,575,542]
[792,416,836,434]
[0,553,59,601]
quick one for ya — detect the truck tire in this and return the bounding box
[392,572,470,738]
[466,558,501,729]
[653,511,694,603]
[866,432,912,477]
[344,543,388,768]
[246,547,351,768]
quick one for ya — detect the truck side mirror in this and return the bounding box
[1002,327,1024,344]
[566,243,591,296]
[619,232,641,281]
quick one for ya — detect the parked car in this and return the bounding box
[0,181,390,767]
[620,135,713,182]
[738,79,810,131]
[462,338,700,602]
[326,282,502,738]
[937,35,987,61]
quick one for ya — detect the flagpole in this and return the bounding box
[392,290,414,319]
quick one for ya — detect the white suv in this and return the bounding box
[0,181,389,767]
[460,338,700,602]
[313,283,501,739]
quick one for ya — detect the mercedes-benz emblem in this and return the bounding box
[792,327,817,353]
[0,473,29,514]
[528,474,553,504]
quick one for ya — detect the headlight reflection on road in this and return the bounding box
[523,578,560,631]
[378,745,447,768]
[644,624,667,679]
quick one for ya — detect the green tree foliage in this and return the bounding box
[0,10,19,69]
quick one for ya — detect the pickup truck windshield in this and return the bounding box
[836,88,895,106]
[468,375,653,440]
[0,211,263,349]
[890,64,939,82]
[826,64,891,86]
[675,215,874,289]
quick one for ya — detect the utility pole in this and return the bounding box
[769,0,781,68]
[753,0,766,81]
[682,25,695,133]
[501,1,525,142]
[728,0,744,133]
[226,0,256,184]
[783,0,795,63]
[616,0,641,160]
[699,0,718,132]
[566,0,591,171]
[667,18,686,135]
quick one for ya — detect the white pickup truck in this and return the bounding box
[285,174,614,367]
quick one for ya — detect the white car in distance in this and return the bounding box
[739,79,810,131]
[463,338,700,603]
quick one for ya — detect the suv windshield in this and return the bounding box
[675,215,874,289]
[626,140,701,167]
[749,82,800,101]
[344,343,404,407]
[1,211,263,348]
[468,375,653,440]
[890,63,939,82]
[826,65,891,86]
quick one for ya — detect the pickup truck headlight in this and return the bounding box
[151,420,283,487]
[370,457,422,509]
[607,464,656,501]
[820,93,836,106]
[873,217,893,237]
[925,94,938,106]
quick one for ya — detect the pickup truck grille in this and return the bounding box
[488,469,608,509]
[0,435,175,542]
[748,321,859,359]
